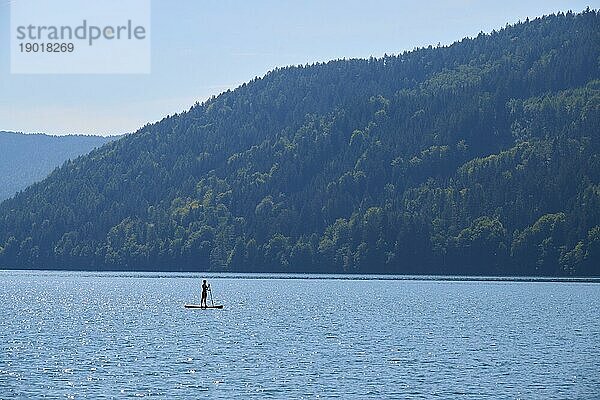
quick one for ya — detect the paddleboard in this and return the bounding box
[184,304,224,309]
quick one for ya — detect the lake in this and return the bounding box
[1,271,599,399]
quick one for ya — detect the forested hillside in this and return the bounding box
[0,132,114,201]
[0,11,598,275]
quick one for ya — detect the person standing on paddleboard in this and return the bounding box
[201,280,210,308]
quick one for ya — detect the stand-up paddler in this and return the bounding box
[201,279,210,308]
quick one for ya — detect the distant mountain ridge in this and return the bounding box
[0,131,115,201]
[0,10,598,275]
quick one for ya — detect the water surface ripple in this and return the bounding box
[1,271,598,398]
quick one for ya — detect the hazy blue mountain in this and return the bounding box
[0,11,598,275]
[0,131,115,201]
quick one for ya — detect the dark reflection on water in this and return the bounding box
[1,271,599,398]
[4,270,600,282]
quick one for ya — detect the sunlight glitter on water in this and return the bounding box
[0,271,599,398]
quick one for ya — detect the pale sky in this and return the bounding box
[0,0,596,136]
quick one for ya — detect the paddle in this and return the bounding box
[209,286,215,307]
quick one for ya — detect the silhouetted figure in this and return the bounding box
[201,280,210,308]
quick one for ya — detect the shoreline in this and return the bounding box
[1,269,599,283]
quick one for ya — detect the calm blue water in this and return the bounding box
[1,271,599,399]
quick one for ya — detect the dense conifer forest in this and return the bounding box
[0,11,598,275]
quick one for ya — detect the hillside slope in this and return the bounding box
[0,11,598,275]
[0,132,115,201]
